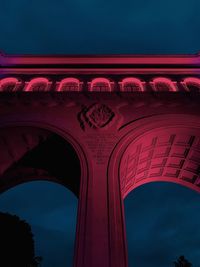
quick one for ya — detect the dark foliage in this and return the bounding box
[173,255,192,267]
[0,212,40,267]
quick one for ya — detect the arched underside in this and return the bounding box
[0,126,81,196]
[120,125,200,198]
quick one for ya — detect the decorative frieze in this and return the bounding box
[1,76,200,92]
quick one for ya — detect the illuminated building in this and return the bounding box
[1,52,200,267]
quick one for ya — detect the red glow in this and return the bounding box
[120,77,145,91]
[0,77,21,92]
[1,52,200,267]
[89,78,112,92]
[150,77,178,91]
[57,78,81,91]
[1,75,200,92]
[1,54,200,66]
[181,77,200,92]
[24,77,51,92]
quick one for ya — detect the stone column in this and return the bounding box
[73,130,127,267]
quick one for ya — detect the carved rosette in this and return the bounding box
[78,103,115,130]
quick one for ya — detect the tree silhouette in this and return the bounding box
[173,255,192,267]
[0,212,41,267]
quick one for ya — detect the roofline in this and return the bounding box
[1,52,200,66]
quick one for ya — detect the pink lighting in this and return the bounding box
[57,78,81,91]
[1,52,200,267]
[1,76,200,92]
[181,77,200,92]
[0,77,21,92]
[120,77,145,92]
[24,77,51,92]
[89,78,112,92]
[150,77,178,91]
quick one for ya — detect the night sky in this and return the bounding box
[1,0,200,266]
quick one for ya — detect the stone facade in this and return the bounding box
[1,52,200,267]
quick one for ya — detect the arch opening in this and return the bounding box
[0,125,82,267]
[0,180,78,267]
[0,126,81,196]
[117,119,200,266]
[124,181,199,267]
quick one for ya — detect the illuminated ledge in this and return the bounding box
[1,52,200,92]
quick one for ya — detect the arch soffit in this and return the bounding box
[0,121,89,196]
[108,114,200,199]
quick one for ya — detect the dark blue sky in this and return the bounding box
[1,0,200,55]
[125,183,200,267]
[1,0,200,266]
[0,182,77,267]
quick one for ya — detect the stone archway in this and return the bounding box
[120,126,200,198]
[0,126,81,195]
[107,114,200,267]
[119,115,200,197]
[0,123,90,267]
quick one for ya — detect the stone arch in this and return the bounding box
[107,114,200,267]
[119,77,145,92]
[89,77,113,91]
[120,126,200,198]
[0,126,81,196]
[150,77,178,91]
[24,77,51,92]
[0,77,22,92]
[181,77,200,92]
[57,78,81,91]
[0,116,90,267]
[0,121,88,198]
[109,114,200,198]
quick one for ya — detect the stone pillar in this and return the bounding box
[73,131,127,267]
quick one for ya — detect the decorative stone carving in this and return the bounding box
[78,103,115,130]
